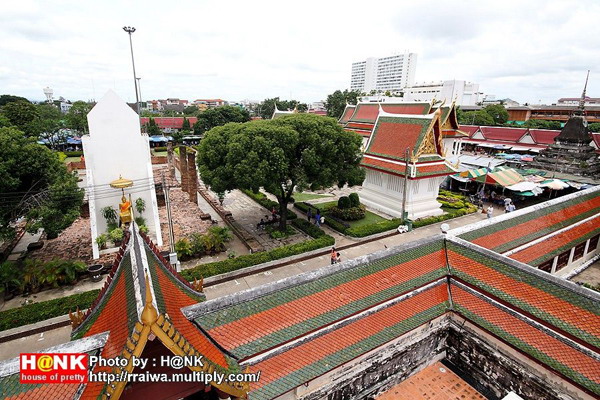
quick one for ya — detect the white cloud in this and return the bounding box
[0,0,597,104]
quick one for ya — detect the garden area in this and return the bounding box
[295,190,477,238]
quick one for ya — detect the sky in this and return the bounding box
[1,0,598,105]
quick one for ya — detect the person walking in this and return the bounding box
[307,208,312,222]
[486,205,494,219]
[315,211,321,227]
[508,201,516,213]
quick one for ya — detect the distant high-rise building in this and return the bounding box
[350,52,417,93]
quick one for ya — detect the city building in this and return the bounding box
[139,117,198,132]
[558,96,600,106]
[193,99,227,108]
[2,185,598,399]
[507,105,600,124]
[402,80,484,106]
[350,52,417,93]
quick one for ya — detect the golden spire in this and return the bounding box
[141,272,158,325]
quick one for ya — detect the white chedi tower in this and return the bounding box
[83,90,163,259]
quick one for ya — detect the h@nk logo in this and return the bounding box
[20,353,88,384]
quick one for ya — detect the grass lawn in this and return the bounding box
[64,157,80,164]
[310,201,388,227]
[292,192,333,202]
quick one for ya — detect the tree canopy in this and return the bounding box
[0,127,83,239]
[324,89,360,119]
[258,98,308,120]
[588,122,600,133]
[522,119,562,130]
[483,104,509,125]
[1,100,39,136]
[0,94,30,107]
[457,105,509,126]
[65,101,91,134]
[193,105,251,135]
[146,117,161,136]
[197,113,365,230]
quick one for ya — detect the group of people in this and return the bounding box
[256,207,280,230]
[306,208,325,227]
[485,197,517,219]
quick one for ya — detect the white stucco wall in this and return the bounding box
[82,90,163,259]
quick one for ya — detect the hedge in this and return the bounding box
[345,219,404,237]
[241,189,297,220]
[0,289,99,332]
[180,234,334,281]
[291,219,326,238]
[63,150,83,157]
[152,146,168,152]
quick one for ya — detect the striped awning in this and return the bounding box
[479,168,524,187]
[459,167,490,178]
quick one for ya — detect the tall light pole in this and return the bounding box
[123,26,140,115]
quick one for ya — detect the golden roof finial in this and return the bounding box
[192,276,204,292]
[141,272,158,325]
[69,307,85,329]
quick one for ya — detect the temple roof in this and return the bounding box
[338,104,356,124]
[0,224,248,400]
[348,101,433,124]
[360,111,456,179]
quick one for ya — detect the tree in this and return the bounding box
[193,105,251,135]
[482,104,509,125]
[181,117,191,131]
[65,101,91,134]
[183,105,198,116]
[0,94,29,107]
[1,100,39,136]
[32,104,66,149]
[146,117,161,136]
[0,127,83,239]
[197,114,365,231]
[522,119,562,130]
[325,89,360,119]
[588,123,600,133]
[258,98,308,120]
[459,110,495,126]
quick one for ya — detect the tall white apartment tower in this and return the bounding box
[350,52,417,93]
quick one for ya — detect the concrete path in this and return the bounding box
[203,210,487,299]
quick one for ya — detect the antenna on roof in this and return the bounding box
[578,70,590,114]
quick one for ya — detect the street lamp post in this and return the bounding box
[123,26,140,116]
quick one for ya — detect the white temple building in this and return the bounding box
[83,90,163,259]
[359,107,457,219]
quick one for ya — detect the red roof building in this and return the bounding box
[140,117,198,130]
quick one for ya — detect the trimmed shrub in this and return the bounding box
[241,189,297,220]
[152,146,168,152]
[64,151,83,157]
[337,196,351,209]
[329,205,366,221]
[345,219,403,237]
[291,219,325,238]
[348,192,360,207]
[0,289,99,331]
[323,215,351,233]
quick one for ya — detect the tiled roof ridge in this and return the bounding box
[138,229,203,297]
[243,279,448,365]
[450,185,600,238]
[451,280,600,361]
[72,231,131,337]
[447,236,600,303]
[183,235,446,319]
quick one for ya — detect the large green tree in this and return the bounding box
[1,100,39,136]
[258,98,308,120]
[588,122,600,133]
[458,109,495,126]
[197,114,365,230]
[65,101,91,134]
[32,104,66,149]
[193,105,251,135]
[0,127,83,239]
[146,117,161,136]
[0,95,29,107]
[522,119,562,130]
[482,104,509,125]
[325,89,361,119]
